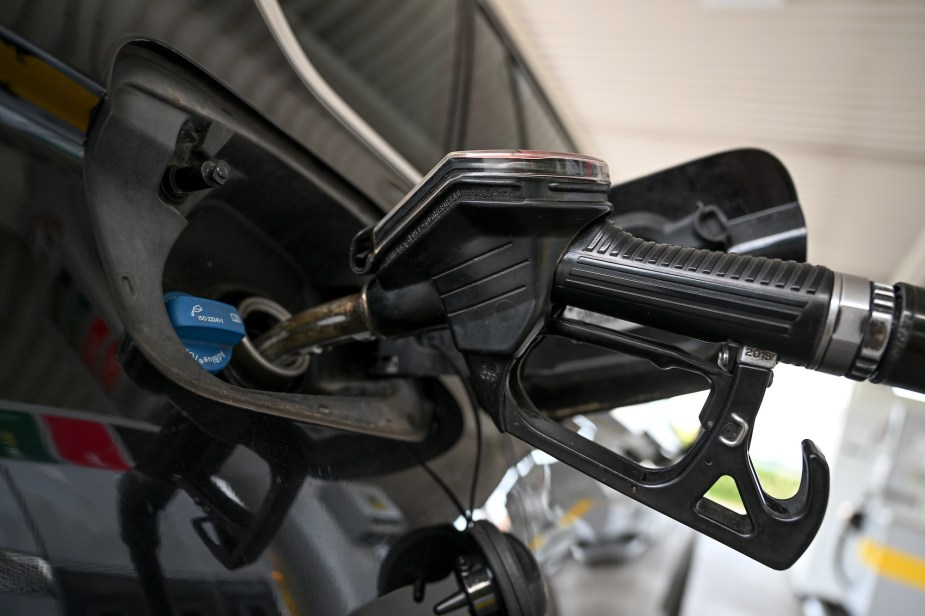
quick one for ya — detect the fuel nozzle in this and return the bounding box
[251,293,374,363]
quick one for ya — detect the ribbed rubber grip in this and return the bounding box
[554,220,835,365]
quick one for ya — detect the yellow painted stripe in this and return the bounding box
[559,498,594,526]
[0,37,99,132]
[267,552,301,616]
[858,538,925,592]
[528,498,594,551]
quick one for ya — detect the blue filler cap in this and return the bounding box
[164,293,246,373]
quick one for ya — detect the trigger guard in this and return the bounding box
[467,319,829,570]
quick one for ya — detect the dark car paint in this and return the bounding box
[0,2,562,614]
[1,0,419,209]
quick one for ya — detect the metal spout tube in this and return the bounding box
[254,292,373,362]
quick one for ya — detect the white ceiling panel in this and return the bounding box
[494,0,925,282]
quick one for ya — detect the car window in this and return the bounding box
[279,0,573,173]
[279,0,458,172]
[462,11,520,150]
[513,63,571,152]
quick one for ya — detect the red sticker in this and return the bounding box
[81,317,112,373]
[100,339,123,393]
[42,415,130,471]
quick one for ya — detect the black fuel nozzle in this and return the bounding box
[255,150,612,362]
[336,150,829,569]
[255,150,923,569]
[351,150,612,358]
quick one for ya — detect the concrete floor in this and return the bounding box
[361,519,804,615]
[681,536,802,616]
[550,523,802,616]
[548,522,691,616]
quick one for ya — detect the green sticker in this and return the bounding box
[0,410,56,463]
